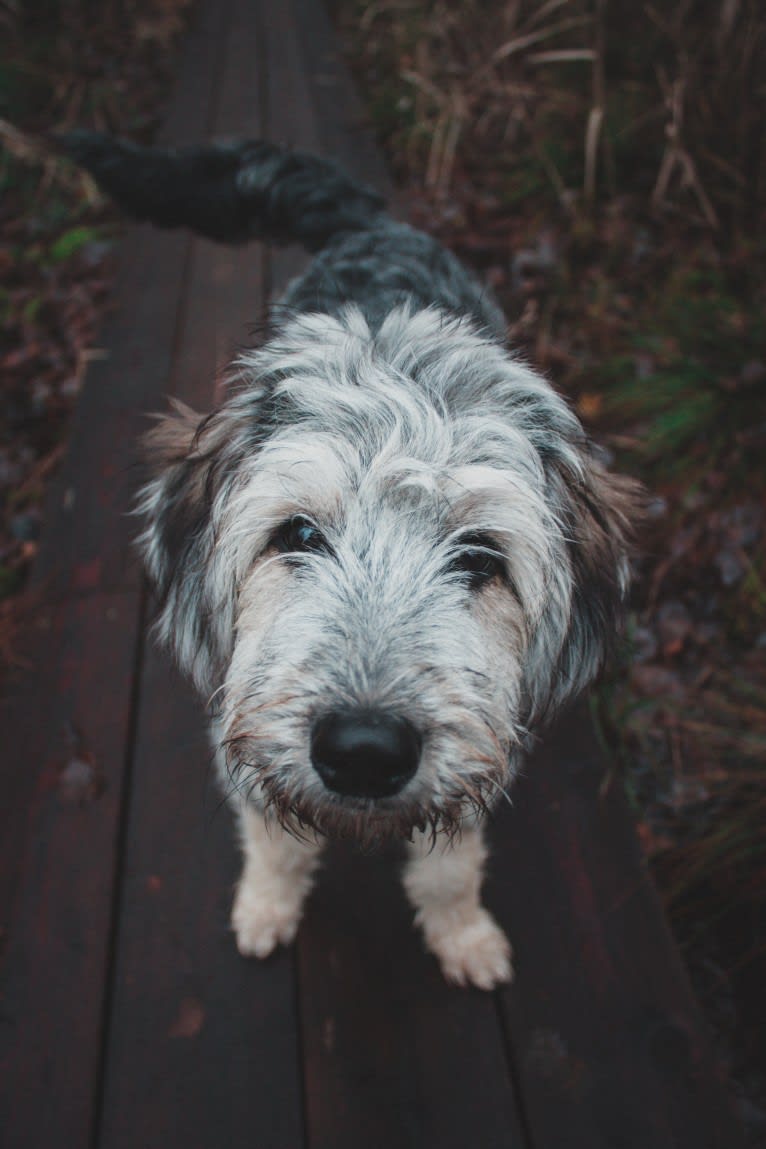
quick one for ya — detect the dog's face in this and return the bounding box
[139,307,636,844]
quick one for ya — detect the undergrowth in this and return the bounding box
[0,0,192,638]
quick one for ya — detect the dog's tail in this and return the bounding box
[57,131,386,252]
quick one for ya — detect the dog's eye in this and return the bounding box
[449,533,506,589]
[274,515,331,556]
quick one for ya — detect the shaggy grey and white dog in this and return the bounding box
[65,133,637,989]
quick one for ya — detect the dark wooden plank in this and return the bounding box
[166,230,262,418]
[299,846,527,1149]
[261,4,528,1146]
[292,0,392,193]
[0,3,242,1147]
[0,0,228,965]
[95,655,304,1149]
[262,0,323,292]
[0,592,143,1149]
[169,0,266,413]
[30,229,188,597]
[95,2,304,1146]
[490,705,746,1149]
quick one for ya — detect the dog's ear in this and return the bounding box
[137,400,240,694]
[526,453,642,724]
[140,400,208,596]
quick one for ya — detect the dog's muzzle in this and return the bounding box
[310,710,421,799]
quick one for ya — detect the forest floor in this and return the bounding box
[1,0,765,1138]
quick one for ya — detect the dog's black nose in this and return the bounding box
[310,710,421,798]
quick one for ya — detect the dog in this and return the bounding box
[63,132,638,989]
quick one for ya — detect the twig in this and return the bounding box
[527,49,595,63]
[584,0,609,207]
[492,17,591,65]
[651,75,719,228]
[584,104,604,207]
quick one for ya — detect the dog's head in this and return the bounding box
[138,306,638,844]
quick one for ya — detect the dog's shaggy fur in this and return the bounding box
[65,133,638,989]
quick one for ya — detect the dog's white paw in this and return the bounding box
[231,885,302,959]
[430,910,513,991]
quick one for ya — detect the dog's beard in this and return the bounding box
[170,305,636,857]
[140,307,637,827]
[221,731,509,851]
[218,582,522,849]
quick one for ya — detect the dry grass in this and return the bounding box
[340,0,766,228]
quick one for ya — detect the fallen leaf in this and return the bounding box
[58,752,105,805]
[577,392,602,418]
[169,997,205,1039]
[631,664,687,701]
[714,547,745,588]
[656,600,692,656]
[58,724,105,804]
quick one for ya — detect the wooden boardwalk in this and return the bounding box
[0,1,746,1146]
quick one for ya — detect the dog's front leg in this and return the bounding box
[403,823,512,990]
[231,803,323,959]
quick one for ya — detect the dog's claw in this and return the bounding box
[432,911,514,991]
[231,886,302,959]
